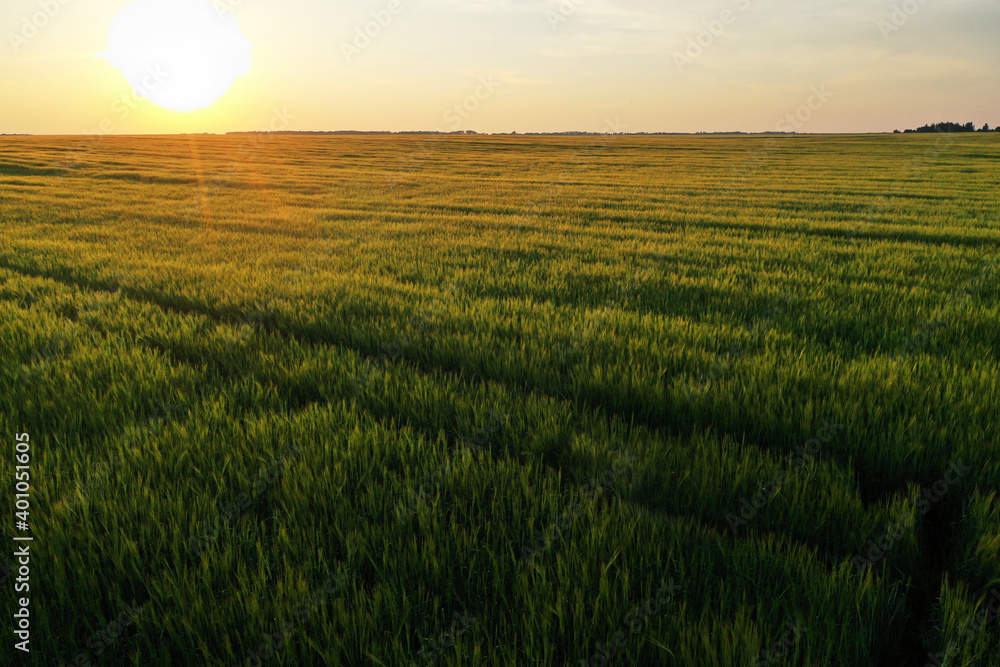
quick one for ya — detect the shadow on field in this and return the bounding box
[94,171,198,185]
[0,160,66,177]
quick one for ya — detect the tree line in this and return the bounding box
[896,122,998,133]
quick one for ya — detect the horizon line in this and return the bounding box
[3,130,996,137]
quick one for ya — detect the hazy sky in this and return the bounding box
[1,0,997,134]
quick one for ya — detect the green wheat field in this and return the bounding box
[1,133,998,666]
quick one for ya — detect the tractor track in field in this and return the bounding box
[892,491,965,667]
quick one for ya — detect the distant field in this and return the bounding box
[1,133,998,666]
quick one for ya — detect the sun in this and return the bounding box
[100,0,252,113]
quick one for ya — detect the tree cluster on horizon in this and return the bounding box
[896,121,998,133]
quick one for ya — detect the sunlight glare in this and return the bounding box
[100,0,253,113]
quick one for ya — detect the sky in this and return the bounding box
[0,0,997,134]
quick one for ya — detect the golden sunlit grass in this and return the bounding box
[0,133,998,665]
